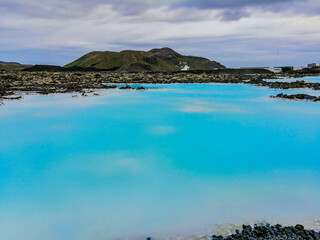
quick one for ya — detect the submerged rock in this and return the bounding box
[119,84,132,89]
[104,84,117,89]
[2,95,23,100]
[211,235,224,240]
[136,86,146,90]
[272,93,320,102]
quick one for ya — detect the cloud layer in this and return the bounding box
[0,0,319,67]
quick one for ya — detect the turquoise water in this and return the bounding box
[1,83,320,240]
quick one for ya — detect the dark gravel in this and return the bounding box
[211,224,320,240]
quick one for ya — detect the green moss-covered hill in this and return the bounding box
[65,47,225,71]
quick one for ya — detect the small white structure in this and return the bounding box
[269,66,294,73]
[181,65,190,71]
[293,67,303,71]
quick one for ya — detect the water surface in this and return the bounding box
[265,76,320,83]
[1,83,320,240]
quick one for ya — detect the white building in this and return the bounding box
[293,67,303,71]
[270,66,294,73]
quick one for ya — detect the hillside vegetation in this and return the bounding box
[65,47,225,71]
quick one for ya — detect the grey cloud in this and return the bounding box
[0,0,319,68]
[0,0,150,18]
[1,0,318,20]
[219,10,250,21]
[176,0,320,17]
[161,36,320,68]
[177,0,300,9]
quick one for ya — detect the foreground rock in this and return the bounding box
[144,224,319,240]
[0,71,262,98]
[272,93,320,102]
[211,224,319,240]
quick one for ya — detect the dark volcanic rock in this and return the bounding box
[104,84,117,89]
[119,84,132,89]
[1,70,319,103]
[272,93,320,102]
[2,95,23,100]
[136,86,146,90]
[262,80,320,91]
[295,224,305,231]
[209,224,320,240]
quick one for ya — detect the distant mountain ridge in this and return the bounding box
[0,61,32,70]
[0,61,21,65]
[65,47,225,71]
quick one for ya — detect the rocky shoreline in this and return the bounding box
[144,224,320,240]
[1,70,320,104]
[209,223,320,240]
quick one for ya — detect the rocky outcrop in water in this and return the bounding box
[119,84,133,89]
[2,95,23,100]
[211,224,320,240]
[272,93,320,102]
[136,86,146,90]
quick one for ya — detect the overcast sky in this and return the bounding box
[0,0,319,67]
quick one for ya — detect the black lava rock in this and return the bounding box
[209,224,319,240]
[272,93,320,102]
[295,224,305,231]
[119,84,132,89]
[136,86,146,90]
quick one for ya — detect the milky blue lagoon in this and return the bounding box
[1,83,320,240]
